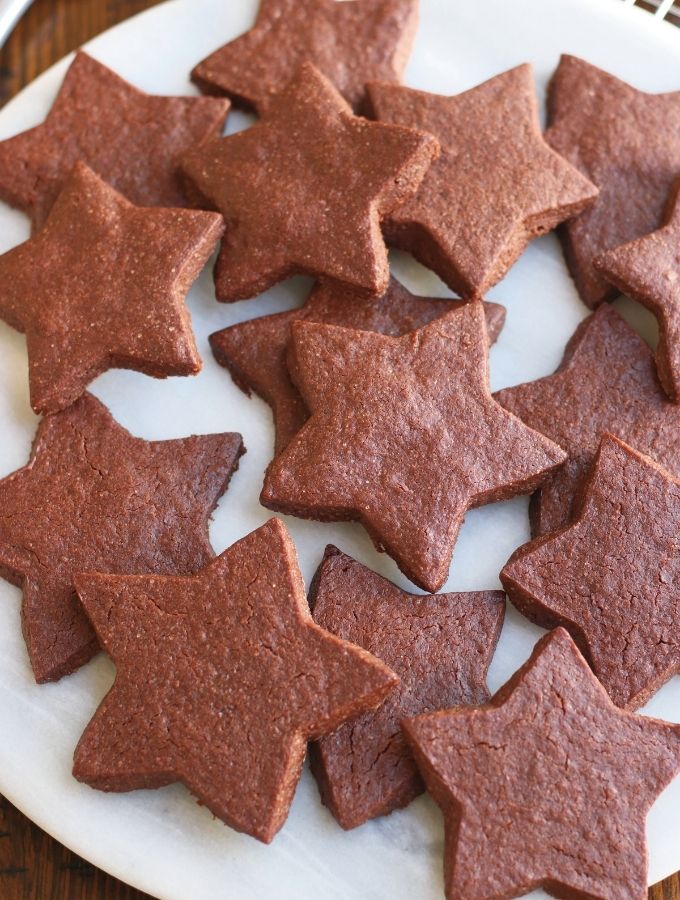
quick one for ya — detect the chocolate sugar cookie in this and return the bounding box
[546,55,680,308]
[0,162,223,415]
[73,519,398,843]
[595,184,680,402]
[0,394,243,683]
[0,51,229,230]
[191,0,418,114]
[261,302,565,592]
[309,545,504,829]
[403,628,680,900]
[210,277,506,454]
[367,66,597,298]
[495,304,680,535]
[181,63,439,302]
[502,435,680,710]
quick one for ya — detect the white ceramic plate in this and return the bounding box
[0,1,678,897]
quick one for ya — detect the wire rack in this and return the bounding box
[623,0,680,25]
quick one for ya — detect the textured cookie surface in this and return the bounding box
[0,52,229,230]
[403,628,680,900]
[495,305,680,535]
[309,545,504,829]
[261,302,565,592]
[367,66,597,297]
[596,185,680,402]
[502,435,680,710]
[191,0,418,113]
[0,394,243,683]
[210,277,505,454]
[0,163,223,415]
[546,55,680,308]
[73,519,398,843]
[181,63,438,301]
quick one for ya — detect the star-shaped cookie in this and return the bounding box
[261,302,566,592]
[546,55,680,309]
[0,51,230,230]
[190,0,418,113]
[0,162,224,415]
[403,627,680,900]
[502,435,680,710]
[595,185,680,402]
[495,304,680,536]
[210,277,506,455]
[309,545,504,829]
[367,66,598,298]
[72,519,398,843]
[181,63,439,302]
[0,393,244,683]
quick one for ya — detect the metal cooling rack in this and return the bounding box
[623,0,680,25]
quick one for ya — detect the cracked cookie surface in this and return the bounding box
[191,0,418,114]
[309,545,504,829]
[181,63,438,301]
[367,66,597,298]
[210,276,505,455]
[495,305,680,536]
[501,435,680,710]
[0,163,224,415]
[72,519,398,843]
[0,393,243,683]
[0,51,229,230]
[595,184,680,403]
[546,55,680,308]
[403,628,680,900]
[261,302,565,592]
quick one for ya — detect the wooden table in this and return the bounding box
[0,1,678,898]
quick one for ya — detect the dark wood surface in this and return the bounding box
[0,1,678,899]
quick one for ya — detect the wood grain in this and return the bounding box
[0,1,677,899]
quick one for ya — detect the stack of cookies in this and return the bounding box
[0,2,678,898]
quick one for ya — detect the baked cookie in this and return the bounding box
[210,277,506,455]
[191,0,417,113]
[0,162,223,415]
[0,51,229,230]
[546,55,680,308]
[367,66,597,298]
[181,63,439,301]
[261,302,565,592]
[309,545,504,829]
[0,393,243,683]
[72,519,398,843]
[595,184,680,402]
[403,628,680,900]
[495,304,680,536]
[502,435,680,710]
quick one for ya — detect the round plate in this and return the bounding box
[0,1,678,898]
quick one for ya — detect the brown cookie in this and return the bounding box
[0,51,230,230]
[308,545,504,830]
[0,162,223,415]
[210,277,506,455]
[72,519,398,843]
[191,0,417,114]
[546,55,680,309]
[261,302,566,592]
[494,304,680,536]
[0,393,243,684]
[595,184,680,402]
[180,63,439,302]
[366,66,597,298]
[403,628,680,900]
[502,435,680,710]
